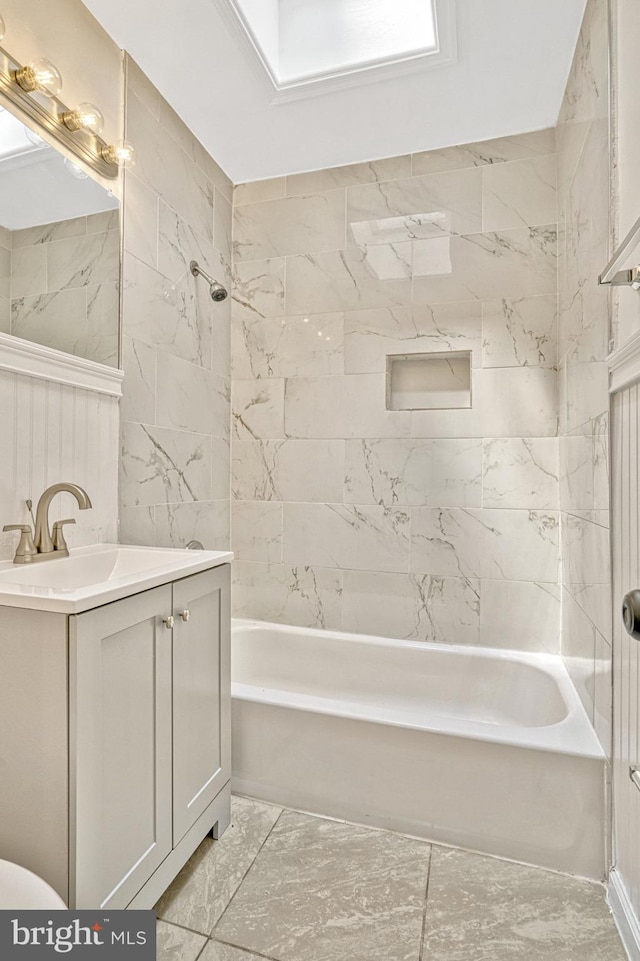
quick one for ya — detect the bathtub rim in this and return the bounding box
[231,617,605,761]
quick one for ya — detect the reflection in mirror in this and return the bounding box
[0,104,120,367]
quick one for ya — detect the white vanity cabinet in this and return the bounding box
[0,560,231,910]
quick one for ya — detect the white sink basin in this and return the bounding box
[0,543,233,613]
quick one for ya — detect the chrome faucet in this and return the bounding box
[3,483,92,564]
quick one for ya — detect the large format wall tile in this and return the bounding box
[411,508,487,579]
[233,440,345,503]
[126,89,214,243]
[283,503,410,573]
[344,439,482,507]
[474,367,558,437]
[341,570,480,644]
[285,374,412,439]
[412,227,557,304]
[232,501,283,563]
[123,253,212,369]
[234,190,346,261]
[411,129,556,176]
[479,580,561,653]
[344,303,482,374]
[233,311,344,380]
[286,155,412,195]
[480,509,559,582]
[482,155,557,231]
[157,353,229,437]
[410,508,559,582]
[232,562,343,630]
[232,379,284,440]
[346,167,483,242]
[482,438,559,509]
[286,244,412,313]
[481,295,557,367]
[121,423,213,508]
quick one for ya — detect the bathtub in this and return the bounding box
[231,619,606,878]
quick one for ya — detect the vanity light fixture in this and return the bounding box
[61,101,104,134]
[14,59,63,97]
[0,14,133,179]
[100,139,135,168]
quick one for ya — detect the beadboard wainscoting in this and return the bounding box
[0,364,120,563]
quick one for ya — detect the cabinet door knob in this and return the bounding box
[163,615,175,629]
[180,609,191,622]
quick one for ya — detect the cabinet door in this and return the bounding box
[172,566,231,844]
[69,585,173,909]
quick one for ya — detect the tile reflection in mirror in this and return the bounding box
[0,102,120,366]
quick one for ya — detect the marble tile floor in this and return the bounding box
[155,795,626,961]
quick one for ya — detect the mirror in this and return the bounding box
[0,102,120,367]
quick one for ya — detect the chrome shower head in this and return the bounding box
[190,260,228,302]
[209,281,228,302]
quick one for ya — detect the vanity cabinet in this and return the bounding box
[0,562,231,910]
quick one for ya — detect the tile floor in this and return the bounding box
[155,795,626,961]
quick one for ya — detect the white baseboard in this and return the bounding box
[609,868,640,961]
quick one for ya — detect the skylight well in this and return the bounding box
[225,0,455,96]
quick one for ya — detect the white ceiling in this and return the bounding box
[80,0,588,185]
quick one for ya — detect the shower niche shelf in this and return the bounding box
[386,350,472,410]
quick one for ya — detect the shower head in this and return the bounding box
[190,260,228,302]
[209,281,228,302]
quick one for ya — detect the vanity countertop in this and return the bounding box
[0,543,233,614]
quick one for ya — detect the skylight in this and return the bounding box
[225,0,454,95]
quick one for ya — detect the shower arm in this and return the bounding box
[190,260,216,286]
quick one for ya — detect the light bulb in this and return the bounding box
[63,156,88,180]
[62,102,104,134]
[15,58,63,97]
[0,15,5,42]
[23,124,45,147]
[101,140,135,168]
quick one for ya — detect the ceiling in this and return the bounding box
[80,0,588,185]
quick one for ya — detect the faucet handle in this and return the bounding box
[52,518,75,552]
[3,524,38,563]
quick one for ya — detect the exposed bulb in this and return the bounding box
[62,102,104,134]
[63,156,89,180]
[23,124,45,147]
[15,58,63,97]
[101,140,135,168]
[0,15,5,42]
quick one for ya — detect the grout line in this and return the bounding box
[418,845,434,961]
[157,918,210,939]
[209,808,286,938]
[208,935,281,961]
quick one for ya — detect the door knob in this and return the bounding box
[180,609,190,622]
[162,615,175,630]
[622,590,640,639]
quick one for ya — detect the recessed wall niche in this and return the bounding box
[386,351,472,410]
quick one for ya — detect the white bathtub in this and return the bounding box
[231,619,606,878]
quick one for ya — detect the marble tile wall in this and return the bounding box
[231,129,561,652]
[119,57,232,550]
[4,211,119,367]
[557,0,612,749]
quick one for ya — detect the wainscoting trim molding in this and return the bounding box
[608,330,640,394]
[0,334,123,397]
